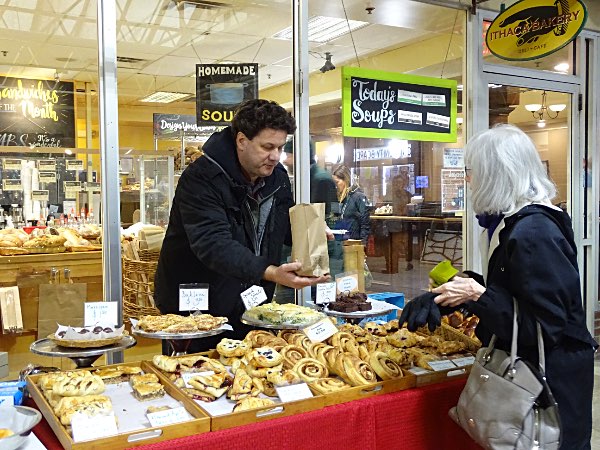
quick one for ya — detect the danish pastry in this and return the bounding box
[247,347,283,368]
[246,362,283,378]
[280,345,309,369]
[227,368,255,400]
[188,372,233,398]
[341,355,377,386]
[310,377,351,394]
[244,330,277,348]
[216,338,250,357]
[386,329,419,348]
[152,355,180,372]
[232,397,276,413]
[369,351,403,380]
[292,358,329,383]
[266,368,301,387]
[252,377,277,397]
[178,355,227,373]
[363,321,388,337]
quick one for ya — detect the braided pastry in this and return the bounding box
[244,330,276,348]
[369,351,403,380]
[310,377,351,395]
[341,355,377,386]
[53,375,105,397]
[280,345,309,369]
[292,358,329,383]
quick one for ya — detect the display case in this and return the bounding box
[0,147,174,228]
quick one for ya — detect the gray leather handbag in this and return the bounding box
[449,300,561,449]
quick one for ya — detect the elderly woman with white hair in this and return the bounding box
[399,125,597,450]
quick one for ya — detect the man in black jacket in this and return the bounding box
[154,99,328,352]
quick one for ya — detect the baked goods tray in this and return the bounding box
[323,299,400,319]
[26,361,210,450]
[240,312,325,330]
[131,326,229,340]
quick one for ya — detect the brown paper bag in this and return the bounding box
[38,283,87,338]
[290,203,330,276]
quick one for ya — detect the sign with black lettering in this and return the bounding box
[342,67,457,142]
[196,63,259,126]
[0,77,75,148]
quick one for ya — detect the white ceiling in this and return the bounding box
[0,0,596,109]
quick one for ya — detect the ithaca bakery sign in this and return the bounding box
[0,76,75,147]
[486,0,587,61]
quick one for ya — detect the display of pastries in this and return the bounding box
[137,313,227,333]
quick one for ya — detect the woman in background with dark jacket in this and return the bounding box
[332,164,370,245]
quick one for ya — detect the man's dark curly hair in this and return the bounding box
[231,99,296,140]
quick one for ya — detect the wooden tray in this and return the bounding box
[26,361,211,449]
[308,372,416,407]
[145,351,327,431]
[410,363,472,387]
[21,246,66,254]
[0,247,29,256]
[67,245,102,252]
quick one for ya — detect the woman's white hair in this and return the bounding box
[465,124,556,215]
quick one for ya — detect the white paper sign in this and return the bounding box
[241,285,267,310]
[38,160,56,171]
[66,159,84,171]
[181,371,215,388]
[71,412,118,442]
[179,285,209,311]
[147,406,189,427]
[32,190,49,202]
[2,159,21,170]
[336,275,358,294]
[0,395,14,407]
[443,148,464,168]
[303,319,338,343]
[38,172,57,183]
[275,383,313,403]
[84,302,118,327]
[428,359,457,372]
[315,282,336,305]
[451,356,475,367]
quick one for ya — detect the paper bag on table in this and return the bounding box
[38,283,87,338]
[290,203,330,277]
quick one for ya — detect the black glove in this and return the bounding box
[398,292,441,332]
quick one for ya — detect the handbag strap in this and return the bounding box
[485,298,546,376]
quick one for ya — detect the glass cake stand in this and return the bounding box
[131,328,225,356]
[30,335,137,368]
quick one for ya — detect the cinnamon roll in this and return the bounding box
[310,377,351,395]
[244,330,276,348]
[369,351,403,380]
[292,358,329,383]
[341,355,377,386]
[280,345,309,369]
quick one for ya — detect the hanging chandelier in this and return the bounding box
[524,91,566,128]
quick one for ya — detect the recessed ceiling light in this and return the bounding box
[138,91,191,103]
[554,63,569,73]
[273,16,369,43]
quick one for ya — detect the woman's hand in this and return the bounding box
[431,277,485,307]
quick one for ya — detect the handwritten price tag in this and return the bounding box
[315,282,336,305]
[303,318,338,343]
[84,302,118,327]
[71,412,118,442]
[179,284,209,311]
[336,275,358,294]
[147,406,190,427]
[275,383,313,403]
[241,285,267,310]
[181,371,215,388]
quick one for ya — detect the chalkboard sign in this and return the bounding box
[196,64,259,126]
[342,67,457,142]
[0,77,75,148]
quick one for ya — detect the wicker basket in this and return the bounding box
[122,249,161,321]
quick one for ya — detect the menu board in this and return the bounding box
[0,77,75,148]
[342,67,457,142]
[196,63,259,126]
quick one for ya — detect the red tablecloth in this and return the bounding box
[32,378,481,450]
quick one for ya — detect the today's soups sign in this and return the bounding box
[486,0,587,61]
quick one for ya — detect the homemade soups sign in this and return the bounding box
[486,0,587,61]
[342,67,457,142]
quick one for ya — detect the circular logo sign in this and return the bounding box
[486,0,587,61]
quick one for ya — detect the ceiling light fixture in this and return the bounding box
[273,16,368,43]
[524,91,566,123]
[138,91,191,103]
[320,52,335,73]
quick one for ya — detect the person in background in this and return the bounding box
[391,169,412,215]
[154,99,329,352]
[399,125,597,449]
[332,164,370,245]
